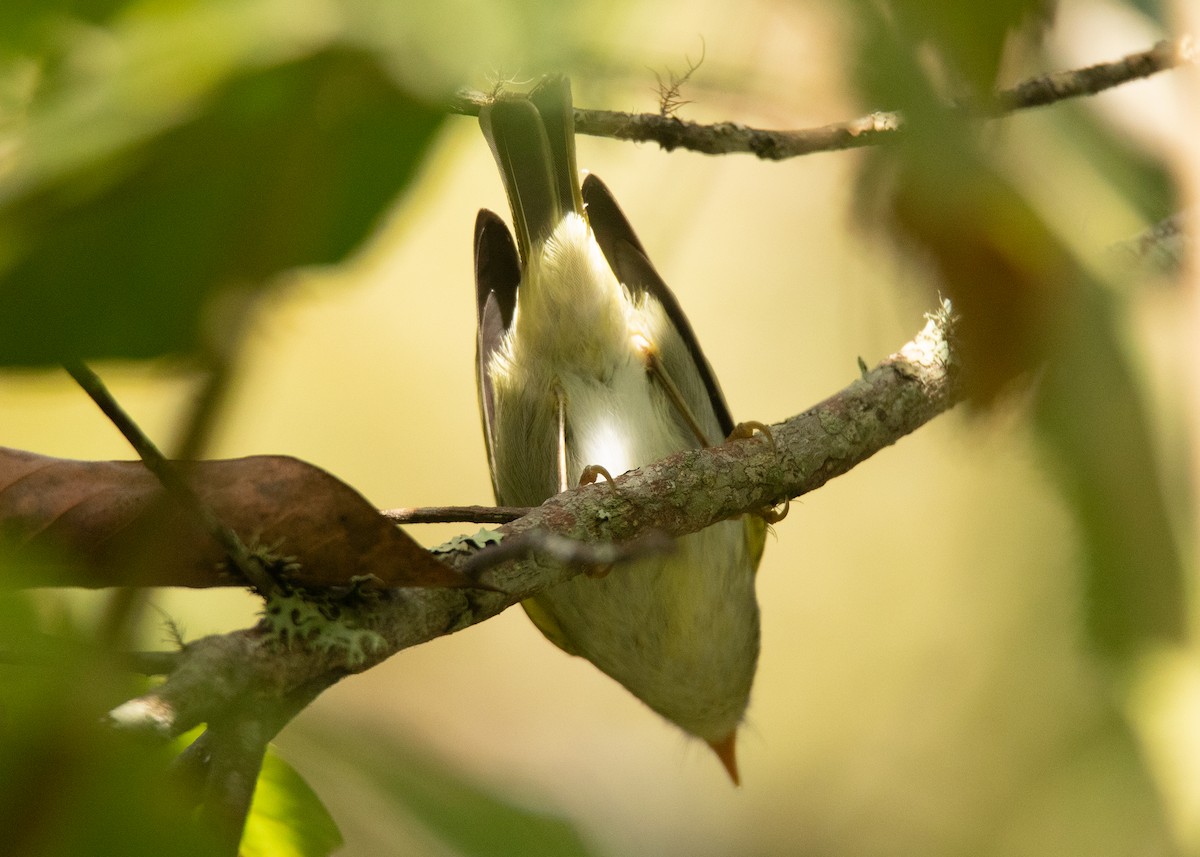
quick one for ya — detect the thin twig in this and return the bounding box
[381,505,532,525]
[63,362,277,595]
[454,37,1193,159]
[1112,210,1191,271]
[94,295,255,638]
[992,37,1192,113]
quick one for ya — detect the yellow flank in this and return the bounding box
[520,597,579,656]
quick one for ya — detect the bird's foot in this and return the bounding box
[579,464,617,577]
[578,464,616,488]
[726,421,789,524]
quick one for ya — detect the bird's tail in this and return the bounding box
[478,76,584,266]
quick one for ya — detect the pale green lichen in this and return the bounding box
[260,590,385,667]
[431,528,504,554]
[307,622,386,666]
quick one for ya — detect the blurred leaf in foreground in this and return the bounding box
[849,0,1187,658]
[0,447,472,590]
[0,44,442,365]
[283,718,598,857]
[1033,286,1187,656]
[0,589,220,857]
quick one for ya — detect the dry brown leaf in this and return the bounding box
[0,447,471,590]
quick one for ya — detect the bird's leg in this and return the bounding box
[578,464,616,487]
[555,384,569,493]
[726,420,772,444]
[633,333,712,448]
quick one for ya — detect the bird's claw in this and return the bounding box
[727,420,776,450]
[758,497,789,524]
[578,464,617,489]
[579,464,616,576]
[726,422,788,523]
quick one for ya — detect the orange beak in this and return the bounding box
[707,731,740,786]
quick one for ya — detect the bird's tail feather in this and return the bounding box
[479,75,583,264]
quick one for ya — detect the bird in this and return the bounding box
[472,76,766,783]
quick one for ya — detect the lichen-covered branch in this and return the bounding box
[107,302,961,744]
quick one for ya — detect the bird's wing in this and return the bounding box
[582,173,736,439]
[473,208,521,490]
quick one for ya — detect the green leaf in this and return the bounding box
[1034,286,1187,656]
[285,720,597,857]
[0,45,443,365]
[1054,102,1176,226]
[0,0,127,53]
[241,747,343,857]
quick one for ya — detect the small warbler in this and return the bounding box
[473,76,766,783]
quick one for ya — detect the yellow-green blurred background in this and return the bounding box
[1,0,1197,854]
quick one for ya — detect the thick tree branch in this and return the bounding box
[106,302,960,744]
[454,38,1194,158]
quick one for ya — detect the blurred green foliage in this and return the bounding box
[286,719,597,857]
[0,16,443,364]
[0,591,221,856]
[849,0,1186,658]
[0,1,454,854]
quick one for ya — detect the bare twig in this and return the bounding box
[381,505,531,525]
[454,87,901,158]
[454,37,1193,159]
[992,38,1193,114]
[1113,210,1191,271]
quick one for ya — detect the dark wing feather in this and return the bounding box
[473,208,521,484]
[582,173,735,437]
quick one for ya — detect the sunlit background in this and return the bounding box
[2,0,1197,854]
